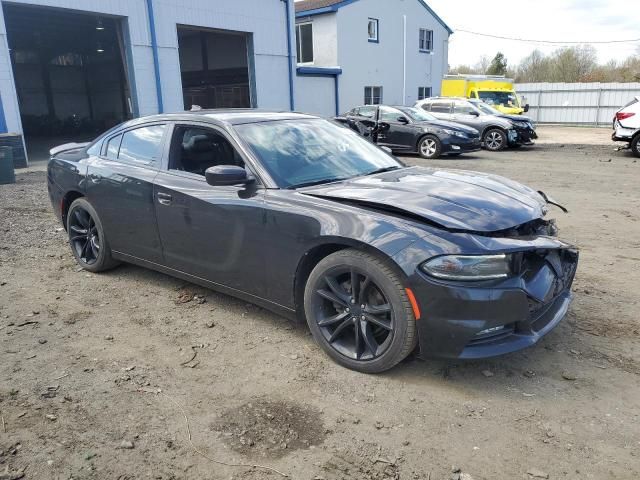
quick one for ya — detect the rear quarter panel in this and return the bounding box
[47,156,88,226]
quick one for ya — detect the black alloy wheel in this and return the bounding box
[69,207,100,265]
[304,249,417,373]
[314,267,394,361]
[66,198,118,272]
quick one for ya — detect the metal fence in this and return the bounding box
[515,82,640,126]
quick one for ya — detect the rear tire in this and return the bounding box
[631,135,640,158]
[418,135,442,159]
[483,128,507,151]
[67,198,119,273]
[303,249,417,373]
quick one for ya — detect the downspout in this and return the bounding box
[402,15,407,105]
[146,0,163,113]
[283,0,295,111]
[334,74,340,116]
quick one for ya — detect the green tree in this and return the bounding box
[486,52,508,76]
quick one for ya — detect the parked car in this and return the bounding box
[48,110,578,373]
[612,97,640,157]
[415,97,537,151]
[335,105,481,159]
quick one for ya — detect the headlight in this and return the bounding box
[513,121,528,128]
[421,254,511,281]
[441,128,467,138]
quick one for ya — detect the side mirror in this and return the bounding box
[470,110,480,117]
[205,165,253,186]
[397,116,409,124]
[524,104,530,113]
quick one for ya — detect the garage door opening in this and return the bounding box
[3,4,134,162]
[178,26,253,110]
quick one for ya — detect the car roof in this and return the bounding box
[420,97,470,102]
[118,109,319,128]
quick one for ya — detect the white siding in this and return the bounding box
[335,0,449,112]
[0,0,294,136]
[295,75,336,117]
[516,82,640,125]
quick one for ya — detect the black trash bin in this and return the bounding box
[0,145,15,185]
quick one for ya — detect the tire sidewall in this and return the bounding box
[418,135,442,159]
[483,128,507,151]
[303,250,414,373]
[632,135,640,158]
[66,198,112,272]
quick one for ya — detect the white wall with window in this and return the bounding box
[419,28,433,52]
[418,86,432,100]
[296,22,314,64]
[367,18,379,43]
[364,86,382,105]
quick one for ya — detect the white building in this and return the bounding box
[0,0,298,163]
[294,0,452,116]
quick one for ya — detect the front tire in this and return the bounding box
[418,135,442,159]
[483,128,507,151]
[631,135,640,158]
[67,198,118,272]
[303,249,417,373]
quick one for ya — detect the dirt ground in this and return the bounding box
[1,127,639,480]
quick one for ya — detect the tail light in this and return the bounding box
[616,112,635,121]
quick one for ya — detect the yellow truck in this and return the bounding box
[441,75,529,115]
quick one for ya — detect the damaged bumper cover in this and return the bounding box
[395,233,578,359]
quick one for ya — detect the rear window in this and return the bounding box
[118,125,166,165]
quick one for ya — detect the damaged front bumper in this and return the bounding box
[398,235,578,359]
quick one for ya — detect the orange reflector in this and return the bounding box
[405,288,421,320]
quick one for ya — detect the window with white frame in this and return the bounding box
[419,28,433,52]
[296,23,314,64]
[418,87,432,100]
[364,86,382,105]
[368,18,379,42]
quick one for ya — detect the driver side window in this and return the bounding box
[169,126,244,176]
[453,103,476,115]
[379,106,403,123]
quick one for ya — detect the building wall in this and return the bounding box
[516,82,640,125]
[0,0,295,136]
[296,12,339,66]
[335,0,449,112]
[295,74,336,117]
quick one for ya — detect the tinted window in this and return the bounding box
[105,134,122,160]
[431,102,451,113]
[170,126,244,176]
[454,102,476,115]
[358,106,377,118]
[118,125,166,165]
[379,106,404,122]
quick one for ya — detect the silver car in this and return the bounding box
[415,97,520,151]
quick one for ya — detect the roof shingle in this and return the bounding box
[294,0,347,14]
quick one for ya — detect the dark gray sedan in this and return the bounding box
[47,110,577,373]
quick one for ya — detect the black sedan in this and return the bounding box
[48,110,578,373]
[335,105,481,158]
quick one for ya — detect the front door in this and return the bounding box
[153,123,266,297]
[376,106,415,151]
[453,101,484,129]
[85,123,168,263]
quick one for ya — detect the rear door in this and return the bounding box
[85,123,168,263]
[153,122,267,297]
[428,101,453,121]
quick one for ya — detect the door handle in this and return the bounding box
[157,192,172,205]
[88,173,102,183]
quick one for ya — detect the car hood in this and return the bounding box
[414,120,479,135]
[497,113,534,124]
[301,166,548,232]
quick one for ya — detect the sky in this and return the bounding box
[426,0,640,68]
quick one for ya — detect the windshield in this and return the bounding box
[473,101,502,115]
[478,91,519,108]
[235,119,402,189]
[399,107,437,122]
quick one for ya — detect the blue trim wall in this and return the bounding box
[145,0,164,113]
[283,0,295,110]
[296,67,342,115]
[0,94,7,134]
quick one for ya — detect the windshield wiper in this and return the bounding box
[288,177,349,189]
[364,166,402,176]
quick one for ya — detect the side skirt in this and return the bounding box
[112,251,298,321]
